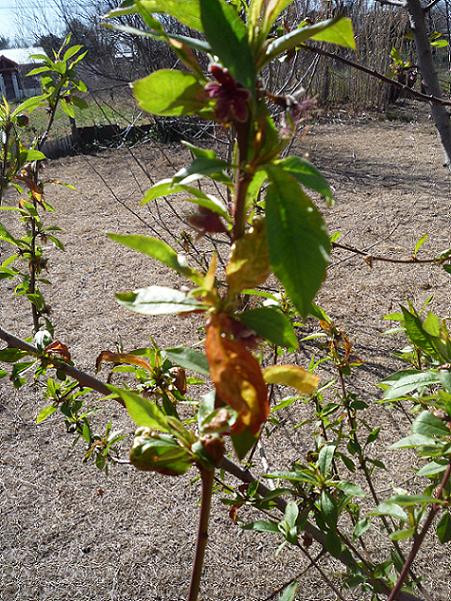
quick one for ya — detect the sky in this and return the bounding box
[0,0,62,44]
[0,0,17,39]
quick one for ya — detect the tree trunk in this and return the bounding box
[406,0,451,167]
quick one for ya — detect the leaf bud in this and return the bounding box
[192,434,225,467]
[130,428,193,476]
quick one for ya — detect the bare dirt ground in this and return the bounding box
[1,106,451,601]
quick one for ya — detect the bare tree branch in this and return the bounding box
[423,0,443,12]
[0,326,114,398]
[301,43,451,107]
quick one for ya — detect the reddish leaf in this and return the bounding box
[205,313,269,434]
[96,351,152,373]
[15,170,44,204]
[45,341,71,362]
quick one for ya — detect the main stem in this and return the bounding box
[29,204,40,334]
[232,120,251,241]
[188,467,215,601]
[29,92,64,334]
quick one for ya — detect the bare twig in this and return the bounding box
[332,241,449,266]
[301,43,451,107]
[423,0,443,12]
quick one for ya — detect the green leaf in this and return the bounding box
[238,306,298,350]
[266,16,355,61]
[182,141,217,159]
[265,166,330,317]
[353,518,371,539]
[112,387,169,431]
[412,411,450,438]
[275,156,334,205]
[61,100,76,119]
[133,69,210,117]
[21,149,46,162]
[108,233,198,279]
[173,157,231,186]
[265,470,318,485]
[390,527,416,542]
[440,370,451,393]
[417,461,447,478]
[423,311,441,337]
[12,95,47,116]
[27,66,52,76]
[0,222,22,248]
[0,348,28,362]
[390,494,443,507]
[200,0,255,90]
[437,512,451,543]
[284,501,299,528]
[36,404,57,424]
[242,520,280,533]
[413,233,429,257]
[231,428,257,460]
[310,17,355,48]
[63,44,84,62]
[262,0,295,33]
[431,39,448,47]
[320,490,338,527]
[140,0,203,31]
[372,502,407,522]
[381,369,441,401]
[246,169,267,209]
[116,286,205,316]
[391,433,438,449]
[317,444,335,477]
[164,347,209,376]
[366,427,381,444]
[278,581,299,601]
[325,529,342,558]
[141,179,230,219]
[401,306,440,359]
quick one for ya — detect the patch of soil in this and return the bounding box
[1,107,450,600]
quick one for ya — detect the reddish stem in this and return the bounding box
[187,468,215,601]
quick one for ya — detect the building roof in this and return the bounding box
[0,47,46,66]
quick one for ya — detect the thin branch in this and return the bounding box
[332,242,449,266]
[301,44,451,107]
[262,551,325,601]
[422,0,442,11]
[0,326,115,399]
[387,461,451,601]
